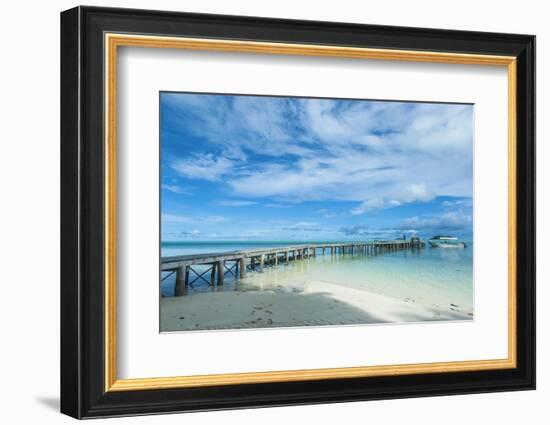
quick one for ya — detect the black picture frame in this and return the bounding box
[61,5,535,419]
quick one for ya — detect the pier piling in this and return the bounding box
[210,265,216,286]
[175,266,187,296]
[217,260,224,285]
[239,258,246,278]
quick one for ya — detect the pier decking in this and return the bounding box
[161,240,425,296]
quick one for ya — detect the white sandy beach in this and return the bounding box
[160,281,470,332]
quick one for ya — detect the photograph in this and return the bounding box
[159,92,474,332]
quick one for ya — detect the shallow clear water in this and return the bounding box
[161,241,473,314]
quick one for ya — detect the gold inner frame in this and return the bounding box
[104,33,517,392]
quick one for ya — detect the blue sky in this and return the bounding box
[160,92,473,241]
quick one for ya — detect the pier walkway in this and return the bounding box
[161,240,425,296]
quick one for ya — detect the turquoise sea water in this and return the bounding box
[161,241,474,314]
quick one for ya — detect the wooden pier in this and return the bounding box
[161,240,425,296]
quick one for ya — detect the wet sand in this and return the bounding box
[160,281,471,332]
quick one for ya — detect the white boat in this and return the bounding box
[428,235,467,248]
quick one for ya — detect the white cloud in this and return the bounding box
[161,213,193,223]
[295,221,320,227]
[351,184,435,215]
[339,225,404,239]
[161,213,229,224]
[217,200,258,207]
[161,184,190,195]
[204,215,230,223]
[263,203,291,208]
[442,198,472,207]
[399,211,472,231]
[170,154,235,181]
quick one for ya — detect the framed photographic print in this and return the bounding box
[60,6,535,419]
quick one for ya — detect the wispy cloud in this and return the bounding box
[179,229,201,237]
[281,221,322,232]
[161,184,190,195]
[338,225,408,239]
[263,203,291,208]
[217,200,258,207]
[170,154,236,182]
[161,213,193,223]
[350,184,435,215]
[282,227,322,232]
[161,213,230,224]
[295,221,320,227]
[442,198,472,207]
[397,211,472,232]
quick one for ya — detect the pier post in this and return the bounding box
[285,251,289,263]
[217,260,224,285]
[239,258,246,278]
[274,253,278,266]
[260,254,265,272]
[312,247,316,257]
[210,264,216,285]
[175,266,188,296]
